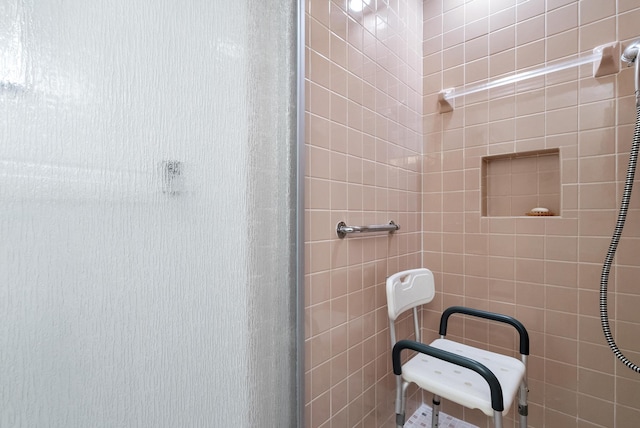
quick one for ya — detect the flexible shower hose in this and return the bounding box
[600,103,640,373]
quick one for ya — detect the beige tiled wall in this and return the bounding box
[305,0,424,426]
[484,150,560,217]
[423,0,640,427]
[307,0,640,427]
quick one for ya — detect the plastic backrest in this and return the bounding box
[386,268,435,321]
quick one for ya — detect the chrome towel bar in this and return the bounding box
[336,220,400,239]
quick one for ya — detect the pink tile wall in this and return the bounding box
[305,0,424,426]
[423,0,640,427]
[484,151,560,217]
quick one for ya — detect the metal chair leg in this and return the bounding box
[395,377,408,428]
[518,378,528,427]
[493,410,503,428]
[431,395,440,428]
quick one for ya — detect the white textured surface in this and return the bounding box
[0,1,297,427]
[402,339,525,417]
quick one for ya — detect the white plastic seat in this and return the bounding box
[387,268,529,428]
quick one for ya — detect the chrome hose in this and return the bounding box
[600,103,640,373]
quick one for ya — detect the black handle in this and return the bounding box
[392,339,505,412]
[439,306,530,355]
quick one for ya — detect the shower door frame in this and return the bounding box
[296,0,306,426]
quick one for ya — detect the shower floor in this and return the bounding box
[405,403,478,428]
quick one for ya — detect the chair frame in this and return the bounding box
[388,272,529,428]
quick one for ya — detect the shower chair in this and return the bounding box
[386,268,529,428]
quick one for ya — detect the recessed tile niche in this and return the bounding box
[482,149,560,217]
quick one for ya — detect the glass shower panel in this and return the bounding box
[0,1,298,427]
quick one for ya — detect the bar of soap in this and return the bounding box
[531,207,549,213]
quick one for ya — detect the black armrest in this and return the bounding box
[439,306,530,356]
[392,339,504,412]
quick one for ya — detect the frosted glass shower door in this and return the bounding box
[0,1,298,427]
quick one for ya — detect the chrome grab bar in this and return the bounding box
[336,220,400,239]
